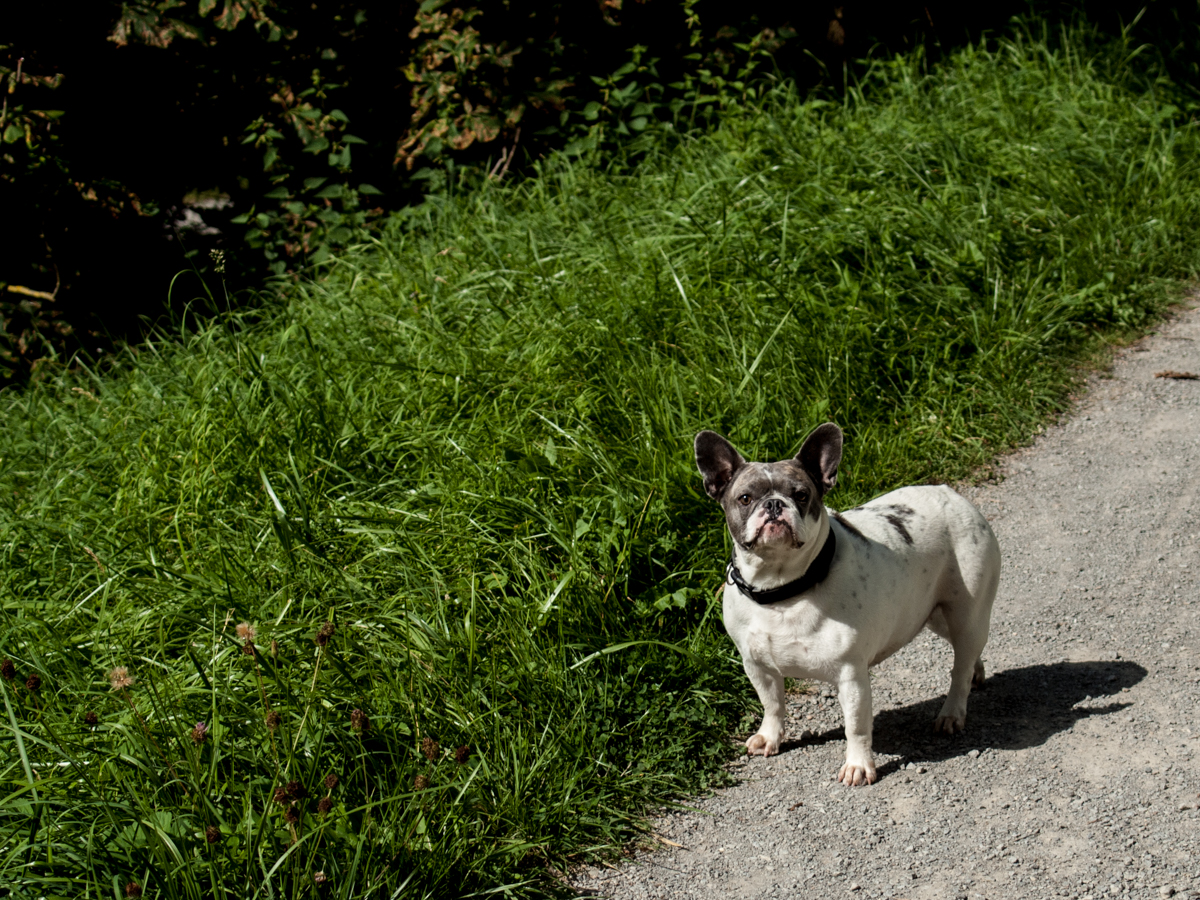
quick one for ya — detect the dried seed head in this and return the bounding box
[235,622,256,641]
[421,736,439,761]
[270,639,279,657]
[313,870,328,886]
[455,745,471,765]
[413,774,429,790]
[349,708,369,734]
[265,710,282,731]
[273,786,290,806]
[285,780,307,801]
[323,773,339,791]
[317,796,333,816]
[109,666,135,691]
[25,673,41,692]
[84,711,98,726]
[124,883,143,899]
[315,621,335,647]
[284,806,300,825]
[205,825,221,844]
[242,639,255,656]
[0,659,14,681]
[191,722,208,743]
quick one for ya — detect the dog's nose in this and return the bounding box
[763,498,784,519]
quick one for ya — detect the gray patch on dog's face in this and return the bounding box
[721,459,821,549]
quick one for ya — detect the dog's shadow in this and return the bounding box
[781,659,1147,780]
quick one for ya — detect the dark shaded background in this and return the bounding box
[2,0,1197,376]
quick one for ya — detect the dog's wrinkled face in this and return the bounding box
[695,424,843,554]
[722,461,820,550]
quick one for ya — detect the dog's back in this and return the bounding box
[835,484,1000,669]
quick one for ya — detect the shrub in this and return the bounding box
[14,0,1197,373]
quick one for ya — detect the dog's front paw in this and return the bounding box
[746,733,780,757]
[933,714,966,734]
[837,760,877,786]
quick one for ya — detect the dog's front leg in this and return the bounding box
[836,668,877,785]
[743,660,785,757]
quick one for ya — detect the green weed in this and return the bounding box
[1,23,1198,898]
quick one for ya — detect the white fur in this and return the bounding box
[724,484,1001,785]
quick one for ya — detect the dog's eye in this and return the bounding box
[797,490,809,503]
[737,494,751,506]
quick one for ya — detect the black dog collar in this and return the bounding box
[727,527,837,605]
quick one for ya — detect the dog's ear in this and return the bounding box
[796,423,843,495]
[694,431,745,500]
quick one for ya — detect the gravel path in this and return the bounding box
[570,303,1200,900]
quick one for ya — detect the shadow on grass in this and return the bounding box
[781,659,1147,781]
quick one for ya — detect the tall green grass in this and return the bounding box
[2,23,1198,898]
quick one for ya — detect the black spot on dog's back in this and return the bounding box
[884,514,913,544]
[876,505,916,545]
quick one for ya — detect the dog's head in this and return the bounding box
[694,424,842,553]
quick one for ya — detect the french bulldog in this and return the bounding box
[695,423,1000,785]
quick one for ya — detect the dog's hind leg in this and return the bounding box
[973,657,986,687]
[930,541,999,734]
[933,623,988,734]
[923,606,980,733]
